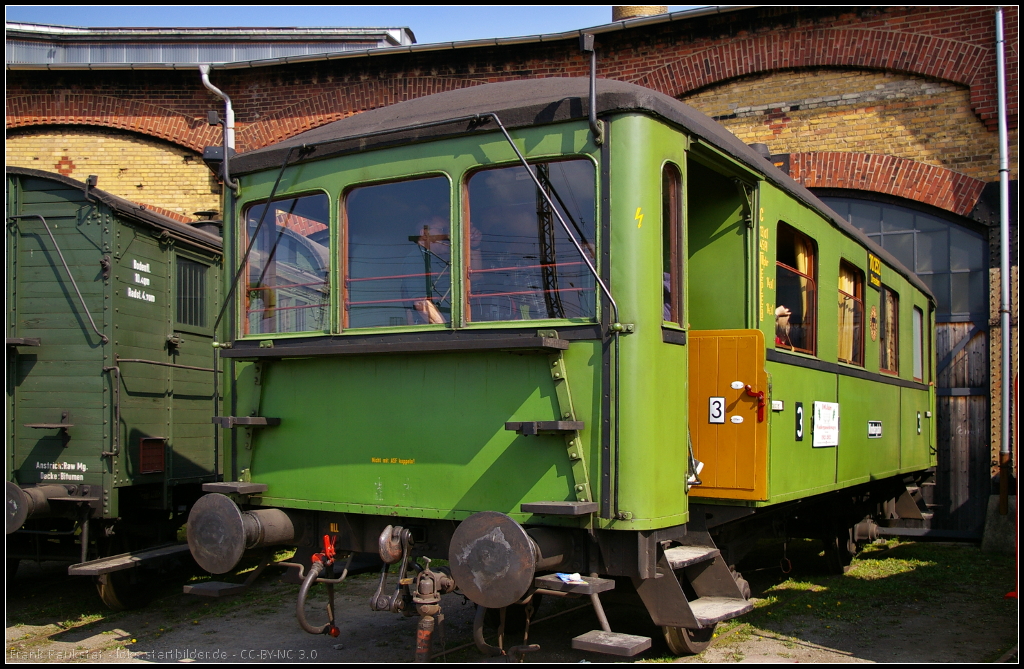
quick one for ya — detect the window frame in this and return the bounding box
[879,283,900,374]
[173,251,213,336]
[774,222,818,356]
[341,173,454,331]
[461,157,600,326]
[239,189,332,338]
[837,259,865,366]
[662,162,683,326]
[912,305,924,382]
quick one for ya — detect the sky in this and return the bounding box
[5,6,701,45]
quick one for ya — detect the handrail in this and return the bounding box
[115,356,220,373]
[9,213,108,344]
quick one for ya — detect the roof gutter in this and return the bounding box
[6,6,751,72]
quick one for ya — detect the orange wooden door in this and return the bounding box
[687,329,768,500]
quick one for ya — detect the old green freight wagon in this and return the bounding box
[6,167,222,608]
[184,78,936,657]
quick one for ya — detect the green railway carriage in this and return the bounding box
[186,79,936,657]
[6,167,222,607]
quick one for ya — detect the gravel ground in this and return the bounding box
[5,540,1018,664]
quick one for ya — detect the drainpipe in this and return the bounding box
[995,8,1013,515]
[199,64,239,193]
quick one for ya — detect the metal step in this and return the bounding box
[202,481,269,495]
[182,581,248,597]
[571,630,651,656]
[505,421,584,435]
[68,543,191,576]
[534,573,615,595]
[663,545,720,570]
[521,501,597,516]
[689,596,754,625]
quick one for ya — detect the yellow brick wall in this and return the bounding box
[5,127,222,219]
[682,69,1019,182]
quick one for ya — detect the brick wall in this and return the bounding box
[682,69,1018,183]
[6,7,1016,166]
[5,127,221,220]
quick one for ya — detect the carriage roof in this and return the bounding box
[7,166,222,254]
[229,78,932,301]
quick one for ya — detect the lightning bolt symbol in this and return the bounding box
[635,207,644,228]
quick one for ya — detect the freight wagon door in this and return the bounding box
[7,176,106,486]
[687,329,768,501]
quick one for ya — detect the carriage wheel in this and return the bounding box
[662,624,716,655]
[95,570,153,611]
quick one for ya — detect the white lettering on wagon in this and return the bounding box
[133,272,151,286]
[36,461,87,482]
[127,286,156,303]
[132,259,151,273]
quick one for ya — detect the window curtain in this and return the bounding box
[883,289,899,371]
[794,234,813,320]
[838,265,856,362]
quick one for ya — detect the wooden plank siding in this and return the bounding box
[933,321,990,534]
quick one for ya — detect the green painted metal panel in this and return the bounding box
[837,376,901,485]
[606,115,689,526]
[766,362,838,502]
[686,158,749,331]
[900,387,932,472]
[249,349,593,519]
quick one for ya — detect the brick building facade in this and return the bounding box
[5,6,1018,533]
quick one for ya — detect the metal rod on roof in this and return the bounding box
[995,8,1013,515]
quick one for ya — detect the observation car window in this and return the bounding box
[880,284,899,373]
[345,177,451,329]
[912,306,924,381]
[466,160,596,322]
[662,164,683,325]
[243,193,330,336]
[176,256,208,329]
[775,222,817,354]
[838,260,864,366]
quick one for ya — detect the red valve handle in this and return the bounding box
[744,385,766,423]
[311,534,337,567]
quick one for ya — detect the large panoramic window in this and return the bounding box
[344,177,451,329]
[466,160,596,322]
[775,222,817,354]
[243,193,330,335]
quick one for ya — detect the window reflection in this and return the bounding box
[345,177,451,328]
[244,194,330,335]
[466,160,596,322]
[821,196,986,320]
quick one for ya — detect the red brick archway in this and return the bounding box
[631,27,1015,131]
[238,77,487,149]
[5,93,219,152]
[787,152,987,217]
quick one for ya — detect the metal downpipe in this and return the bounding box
[995,8,1014,515]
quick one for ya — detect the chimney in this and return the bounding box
[612,6,668,22]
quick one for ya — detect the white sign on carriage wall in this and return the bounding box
[813,401,840,448]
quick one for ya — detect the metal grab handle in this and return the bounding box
[9,214,108,344]
[744,385,766,422]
